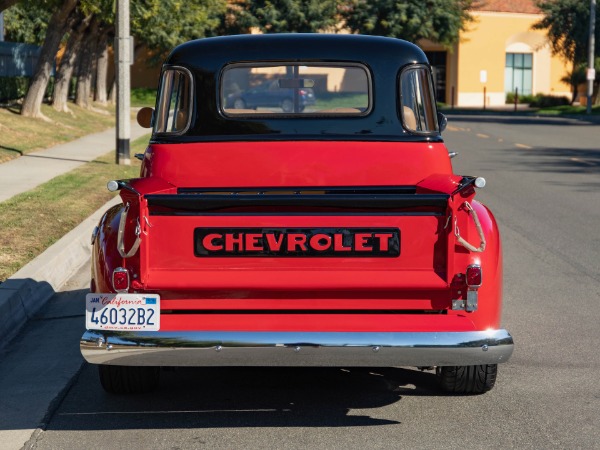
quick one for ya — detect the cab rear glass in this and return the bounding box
[154,67,193,134]
[220,63,371,116]
[399,65,438,133]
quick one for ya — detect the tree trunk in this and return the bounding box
[109,78,116,105]
[75,18,98,109]
[94,29,111,105]
[52,15,93,113]
[20,0,78,118]
[0,0,19,12]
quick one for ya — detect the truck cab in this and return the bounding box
[81,34,513,395]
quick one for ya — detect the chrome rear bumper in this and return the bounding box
[81,329,513,367]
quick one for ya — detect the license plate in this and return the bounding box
[85,293,160,331]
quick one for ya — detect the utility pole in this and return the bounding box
[587,0,596,115]
[116,0,131,165]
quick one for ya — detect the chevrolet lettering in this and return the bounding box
[81,34,513,395]
[194,228,400,257]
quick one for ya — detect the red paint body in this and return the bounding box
[92,141,503,334]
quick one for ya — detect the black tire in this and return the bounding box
[233,98,246,109]
[281,98,294,113]
[98,365,160,394]
[437,364,497,394]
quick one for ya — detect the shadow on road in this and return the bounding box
[497,146,600,184]
[445,113,600,127]
[45,364,448,431]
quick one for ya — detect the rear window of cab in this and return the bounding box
[220,63,371,116]
[152,62,439,135]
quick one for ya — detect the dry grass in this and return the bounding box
[0,136,149,281]
[0,103,116,164]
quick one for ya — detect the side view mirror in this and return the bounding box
[438,112,447,132]
[137,107,154,128]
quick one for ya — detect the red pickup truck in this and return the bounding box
[81,34,513,395]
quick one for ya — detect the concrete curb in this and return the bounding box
[0,196,121,349]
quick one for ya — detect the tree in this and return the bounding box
[94,28,111,105]
[223,0,341,34]
[560,65,588,103]
[131,0,227,60]
[75,16,98,108]
[3,1,51,44]
[20,0,78,118]
[341,0,474,48]
[52,12,92,112]
[534,0,599,66]
[0,0,19,12]
[534,0,600,104]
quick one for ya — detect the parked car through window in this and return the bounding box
[221,63,370,116]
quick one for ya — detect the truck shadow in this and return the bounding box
[47,364,447,430]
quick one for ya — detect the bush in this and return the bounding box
[0,76,30,102]
[0,76,57,103]
[530,95,570,108]
[505,92,539,104]
[505,92,570,108]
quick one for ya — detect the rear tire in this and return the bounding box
[233,98,246,109]
[281,98,294,113]
[437,364,497,394]
[98,365,160,394]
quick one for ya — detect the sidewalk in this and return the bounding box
[0,120,150,348]
[0,119,148,203]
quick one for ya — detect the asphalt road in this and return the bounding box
[14,115,600,449]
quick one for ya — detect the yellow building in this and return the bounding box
[421,0,572,107]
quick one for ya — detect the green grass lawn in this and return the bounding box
[536,104,600,115]
[131,88,157,107]
[314,93,369,110]
[0,103,116,164]
[0,135,149,282]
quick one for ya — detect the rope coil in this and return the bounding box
[117,202,141,258]
[454,201,486,253]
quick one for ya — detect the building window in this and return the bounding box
[505,53,532,95]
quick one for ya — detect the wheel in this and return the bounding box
[98,365,160,394]
[233,98,246,109]
[436,364,497,394]
[281,98,294,113]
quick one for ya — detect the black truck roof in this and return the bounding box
[155,34,440,143]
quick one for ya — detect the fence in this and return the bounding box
[0,41,45,102]
[0,41,41,77]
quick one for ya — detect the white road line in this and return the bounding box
[476,133,489,138]
[570,157,595,166]
[515,143,533,149]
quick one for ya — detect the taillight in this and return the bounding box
[112,267,130,293]
[466,264,482,288]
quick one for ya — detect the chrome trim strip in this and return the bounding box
[81,329,513,367]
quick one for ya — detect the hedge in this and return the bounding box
[0,76,58,103]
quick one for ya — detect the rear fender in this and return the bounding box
[451,200,503,330]
[91,203,141,293]
[92,176,175,292]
